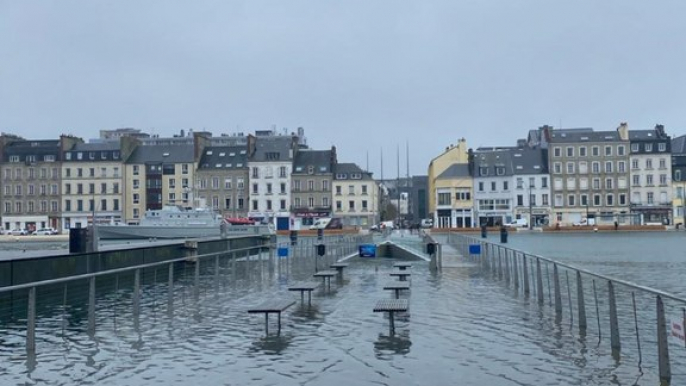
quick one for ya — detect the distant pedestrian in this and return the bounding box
[614,221,618,231]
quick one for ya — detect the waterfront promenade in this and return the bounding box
[0,231,683,385]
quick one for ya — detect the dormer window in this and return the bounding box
[479,167,488,176]
[206,150,213,155]
[308,166,314,174]
[496,167,505,176]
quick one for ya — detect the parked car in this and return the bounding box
[32,227,58,235]
[420,218,433,228]
[573,218,596,226]
[10,228,29,236]
[504,218,528,228]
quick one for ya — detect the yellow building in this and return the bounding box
[427,138,471,227]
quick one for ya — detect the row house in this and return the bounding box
[291,148,336,229]
[473,149,515,226]
[247,134,297,228]
[427,138,470,225]
[548,127,630,225]
[332,163,378,228]
[671,135,686,228]
[123,143,197,224]
[511,148,550,227]
[0,135,74,232]
[61,141,124,229]
[196,145,249,218]
[434,163,473,228]
[628,124,672,224]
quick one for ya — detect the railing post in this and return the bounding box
[522,255,530,296]
[553,264,562,316]
[608,281,620,351]
[88,277,96,335]
[656,295,671,383]
[194,256,201,300]
[535,258,544,305]
[167,262,174,316]
[27,286,36,353]
[504,248,511,285]
[497,246,503,280]
[133,269,141,319]
[513,252,519,291]
[577,271,587,331]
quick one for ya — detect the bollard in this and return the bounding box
[27,287,36,353]
[168,262,175,316]
[500,226,508,243]
[481,224,487,238]
[513,252,519,290]
[88,277,96,335]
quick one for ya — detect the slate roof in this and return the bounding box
[436,163,470,179]
[510,148,548,175]
[126,144,195,164]
[71,141,120,152]
[629,129,669,141]
[334,162,373,180]
[548,129,623,143]
[198,146,248,170]
[672,135,686,155]
[293,149,332,174]
[473,150,514,177]
[250,136,294,162]
[3,140,61,161]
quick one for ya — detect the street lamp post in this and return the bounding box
[528,183,533,230]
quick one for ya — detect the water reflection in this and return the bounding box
[250,334,293,355]
[374,330,412,356]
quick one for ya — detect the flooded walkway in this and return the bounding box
[0,234,671,385]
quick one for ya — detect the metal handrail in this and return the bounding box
[454,232,686,304]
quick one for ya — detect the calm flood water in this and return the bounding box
[498,230,686,297]
[0,233,683,385]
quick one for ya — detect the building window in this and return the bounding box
[336,200,342,210]
[568,195,576,206]
[280,199,287,210]
[592,162,600,174]
[478,182,484,192]
[617,146,625,156]
[553,147,561,157]
[580,194,588,206]
[646,159,653,169]
[645,143,653,152]
[606,194,614,206]
[182,164,189,174]
[632,175,640,186]
[553,163,562,174]
[566,147,574,157]
[348,201,355,211]
[279,166,287,178]
[592,146,599,156]
[658,143,666,152]
[554,194,563,207]
[659,158,666,169]
[659,174,667,186]
[252,183,258,194]
[252,167,259,178]
[646,175,654,186]
[133,208,139,219]
[605,178,613,189]
[604,146,612,156]
[579,147,587,157]
[491,182,496,191]
[593,194,601,206]
[617,161,625,173]
[266,183,272,194]
[605,161,613,173]
[252,200,258,210]
[631,143,639,152]
[308,197,315,207]
[541,177,548,188]
[266,200,272,211]
[619,194,626,206]
[308,180,314,191]
[438,193,451,206]
[566,162,575,174]
[349,185,355,195]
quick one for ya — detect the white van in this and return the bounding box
[505,218,528,228]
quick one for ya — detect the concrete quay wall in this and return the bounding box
[0,235,272,288]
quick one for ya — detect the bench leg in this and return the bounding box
[389,311,395,335]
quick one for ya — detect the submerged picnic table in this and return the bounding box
[248,299,296,335]
[330,262,349,277]
[288,282,320,305]
[389,270,411,281]
[393,262,413,271]
[373,299,409,334]
[383,281,411,299]
[313,270,338,289]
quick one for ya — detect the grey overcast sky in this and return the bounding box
[2,1,686,177]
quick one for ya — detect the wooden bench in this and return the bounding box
[313,270,338,289]
[393,262,413,271]
[330,262,349,277]
[373,299,409,334]
[288,282,320,305]
[248,299,296,335]
[389,270,411,281]
[383,281,410,299]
